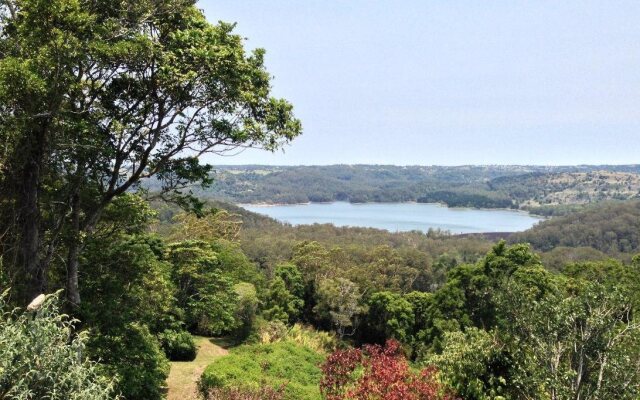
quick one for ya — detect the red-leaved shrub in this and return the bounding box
[320,340,455,400]
[205,385,285,400]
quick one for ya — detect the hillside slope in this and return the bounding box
[509,200,640,255]
[490,171,640,207]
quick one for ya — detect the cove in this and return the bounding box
[240,202,543,234]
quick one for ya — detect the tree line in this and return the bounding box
[192,165,640,211]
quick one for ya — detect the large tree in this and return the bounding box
[0,0,301,305]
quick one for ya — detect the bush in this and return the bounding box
[253,321,338,353]
[255,319,289,343]
[281,324,338,353]
[320,340,454,400]
[204,386,285,400]
[158,329,197,361]
[80,235,178,335]
[429,328,508,400]
[199,341,324,400]
[87,323,169,400]
[0,292,116,399]
[80,235,174,399]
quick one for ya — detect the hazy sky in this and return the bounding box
[199,1,640,166]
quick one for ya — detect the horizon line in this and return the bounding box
[209,163,640,168]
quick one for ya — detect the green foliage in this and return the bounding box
[212,241,265,288]
[431,328,508,400]
[347,245,420,294]
[404,290,435,356]
[263,276,304,324]
[313,277,364,338]
[0,1,307,398]
[283,324,339,354]
[204,201,494,296]
[232,283,259,340]
[539,246,610,271]
[204,386,285,400]
[79,235,176,398]
[0,292,116,399]
[101,194,159,235]
[290,241,333,282]
[496,262,640,399]
[80,235,177,333]
[274,263,305,299]
[424,242,541,346]
[255,319,290,344]
[255,322,339,354]
[261,263,306,325]
[199,341,324,400]
[167,210,243,243]
[362,291,414,344]
[158,329,197,361]
[0,0,301,306]
[167,240,238,335]
[510,200,640,255]
[87,323,169,400]
[418,190,513,209]
[423,244,640,400]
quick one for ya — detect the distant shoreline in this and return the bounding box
[237,200,545,218]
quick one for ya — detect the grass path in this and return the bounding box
[166,336,229,400]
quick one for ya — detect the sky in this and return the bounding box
[199,1,640,166]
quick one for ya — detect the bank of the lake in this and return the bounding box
[240,201,543,234]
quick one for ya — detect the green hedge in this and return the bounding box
[158,329,197,361]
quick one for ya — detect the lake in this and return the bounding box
[240,202,544,234]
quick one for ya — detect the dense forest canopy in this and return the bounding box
[510,200,640,258]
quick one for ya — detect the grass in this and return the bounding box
[166,336,230,400]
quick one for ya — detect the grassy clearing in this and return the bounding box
[166,336,229,400]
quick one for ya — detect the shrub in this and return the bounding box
[0,292,116,399]
[429,328,507,400]
[158,329,197,361]
[254,321,338,353]
[320,339,455,400]
[256,319,289,343]
[80,235,178,335]
[80,236,174,399]
[283,324,339,353]
[199,341,324,400]
[204,386,285,400]
[87,322,169,400]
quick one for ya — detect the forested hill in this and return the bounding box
[190,164,640,211]
[509,200,640,256]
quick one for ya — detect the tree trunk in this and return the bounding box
[19,128,46,301]
[66,193,81,306]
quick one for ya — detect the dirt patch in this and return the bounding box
[166,336,229,400]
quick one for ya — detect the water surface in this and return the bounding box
[241,202,543,234]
